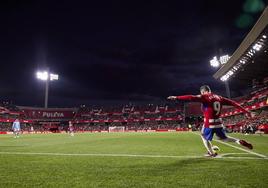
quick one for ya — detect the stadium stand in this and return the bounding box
[0,103,185,133]
[0,93,266,134]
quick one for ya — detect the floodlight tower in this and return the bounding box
[36,69,59,108]
[210,54,231,98]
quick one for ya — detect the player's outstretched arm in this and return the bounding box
[168,95,202,102]
[222,97,252,117]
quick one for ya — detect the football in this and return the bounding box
[212,145,220,151]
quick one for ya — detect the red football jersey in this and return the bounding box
[176,93,249,128]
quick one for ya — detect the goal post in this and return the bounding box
[108,126,125,133]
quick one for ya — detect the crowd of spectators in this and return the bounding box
[219,86,268,133]
[0,103,184,132]
[74,103,182,122]
[222,87,268,116]
[223,109,268,133]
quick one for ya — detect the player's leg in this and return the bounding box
[216,128,253,149]
[201,126,216,156]
[13,129,18,138]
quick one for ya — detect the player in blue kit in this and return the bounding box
[12,119,21,138]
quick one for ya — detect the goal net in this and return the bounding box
[108,126,125,132]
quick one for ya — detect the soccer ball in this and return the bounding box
[212,145,220,151]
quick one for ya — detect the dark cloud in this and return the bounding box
[0,0,266,107]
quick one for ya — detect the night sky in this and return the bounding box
[0,0,267,107]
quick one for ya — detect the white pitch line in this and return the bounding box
[218,156,267,160]
[220,153,248,157]
[0,151,267,160]
[0,151,202,159]
[214,139,267,158]
[191,132,267,158]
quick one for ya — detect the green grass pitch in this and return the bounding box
[0,132,267,188]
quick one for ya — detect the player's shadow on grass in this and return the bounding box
[166,158,208,168]
[128,158,210,177]
[147,158,214,175]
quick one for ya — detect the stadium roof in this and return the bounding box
[213,7,268,84]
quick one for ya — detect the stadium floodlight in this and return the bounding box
[50,73,59,81]
[220,75,228,82]
[36,71,59,81]
[246,52,253,57]
[36,70,59,108]
[210,56,220,67]
[36,71,48,81]
[248,51,253,56]
[262,35,267,39]
[253,43,262,51]
[210,55,230,68]
[250,49,255,53]
[219,55,230,65]
[210,53,231,98]
[240,60,246,64]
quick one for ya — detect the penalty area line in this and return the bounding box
[0,151,266,160]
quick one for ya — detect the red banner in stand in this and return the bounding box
[0,118,34,123]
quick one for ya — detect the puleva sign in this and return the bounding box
[42,112,64,118]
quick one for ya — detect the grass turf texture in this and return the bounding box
[0,132,267,188]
